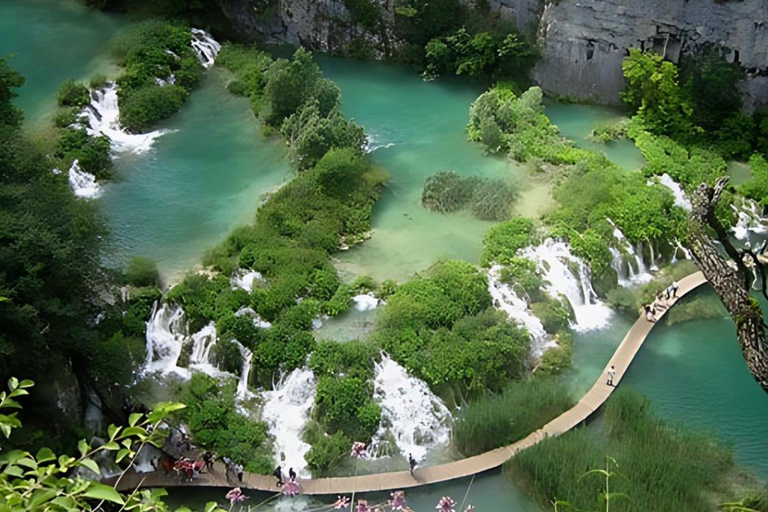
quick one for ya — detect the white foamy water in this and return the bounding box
[352,294,381,311]
[521,239,613,331]
[67,159,101,199]
[191,28,221,68]
[80,83,171,154]
[370,355,451,462]
[658,173,691,211]
[231,269,263,292]
[233,340,254,400]
[487,265,554,358]
[607,218,653,285]
[261,368,317,476]
[144,303,226,378]
[235,306,272,328]
[732,198,768,240]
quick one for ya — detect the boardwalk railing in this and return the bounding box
[112,271,708,495]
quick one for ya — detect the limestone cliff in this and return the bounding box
[211,0,768,106]
[532,0,768,105]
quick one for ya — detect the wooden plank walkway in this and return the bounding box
[113,271,708,496]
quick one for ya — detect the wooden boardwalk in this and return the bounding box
[114,271,708,496]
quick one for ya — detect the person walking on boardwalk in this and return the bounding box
[273,466,283,487]
[235,463,243,483]
[408,453,417,476]
[606,365,616,386]
[670,281,679,298]
[222,456,232,481]
[202,451,214,473]
[288,467,297,482]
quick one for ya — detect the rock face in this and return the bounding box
[212,0,768,106]
[533,0,768,105]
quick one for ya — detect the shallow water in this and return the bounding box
[101,69,292,279]
[0,0,124,126]
[571,287,768,479]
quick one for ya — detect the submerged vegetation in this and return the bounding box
[421,170,518,221]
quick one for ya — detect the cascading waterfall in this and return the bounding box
[65,159,101,199]
[369,354,451,462]
[487,266,555,358]
[520,239,613,331]
[233,340,254,400]
[671,239,692,263]
[144,302,225,377]
[80,83,171,154]
[190,28,221,68]
[230,269,263,292]
[352,293,382,311]
[235,306,272,329]
[261,368,317,476]
[656,173,692,211]
[732,198,768,240]
[607,219,652,285]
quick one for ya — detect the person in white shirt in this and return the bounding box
[606,365,616,386]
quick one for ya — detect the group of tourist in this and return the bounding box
[643,281,679,323]
[272,465,297,487]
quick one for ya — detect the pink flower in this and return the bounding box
[333,496,350,509]
[390,490,408,510]
[225,487,247,504]
[350,441,368,459]
[356,500,372,512]
[436,496,456,512]
[282,480,301,497]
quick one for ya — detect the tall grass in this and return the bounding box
[453,377,574,457]
[506,388,735,511]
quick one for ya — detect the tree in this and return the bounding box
[687,177,768,395]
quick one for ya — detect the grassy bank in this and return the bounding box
[505,389,749,511]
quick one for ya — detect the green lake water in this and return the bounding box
[100,69,292,279]
[0,0,124,126]
[3,1,766,508]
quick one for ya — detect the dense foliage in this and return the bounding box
[507,389,737,511]
[373,261,531,396]
[180,374,273,474]
[453,377,574,456]
[112,20,202,132]
[0,61,154,442]
[621,48,768,160]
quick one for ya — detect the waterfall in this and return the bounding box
[487,266,555,358]
[607,219,652,285]
[191,28,221,68]
[731,198,768,240]
[66,159,101,199]
[520,239,613,331]
[144,302,226,377]
[230,269,263,292]
[235,306,272,329]
[670,239,691,263]
[233,340,254,400]
[261,368,317,476]
[352,293,382,311]
[80,83,171,154]
[144,302,188,375]
[369,354,451,462]
[656,173,691,211]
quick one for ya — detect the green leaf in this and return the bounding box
[82,482,125,504]
[15,457,37,470]
[107,424,120,440]
[128,413,143,427]
[8,377,18,391]
[0,450,27,466]
[51,496,76,509]
[121,427,145,438]
[36,447,56,464]
[147,402,186,423]
[204,502,221,512]
[29,489,59,509]
[19,380,34,389]
[77,439,89,457]
[102,441,120,451]
[115,449,130,463]
[3,465,23,477]
[79,458,100,475]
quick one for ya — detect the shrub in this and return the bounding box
[314,376,380,441]
[57,80,90,108]
[181,373,274,474]
[124,257,160,288]
[55,128,112,178]
[210,339,245,374]
[53,107,79,128]
[453,377,574,456]
[421,171,478,213]
[118,84,187,133]
[90,332,146,388]
[165,273,230,332]
[309,341,377,380]
[305,429,350,474]
[481,217,536,266]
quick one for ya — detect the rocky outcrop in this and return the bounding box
[533,0,768,105]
